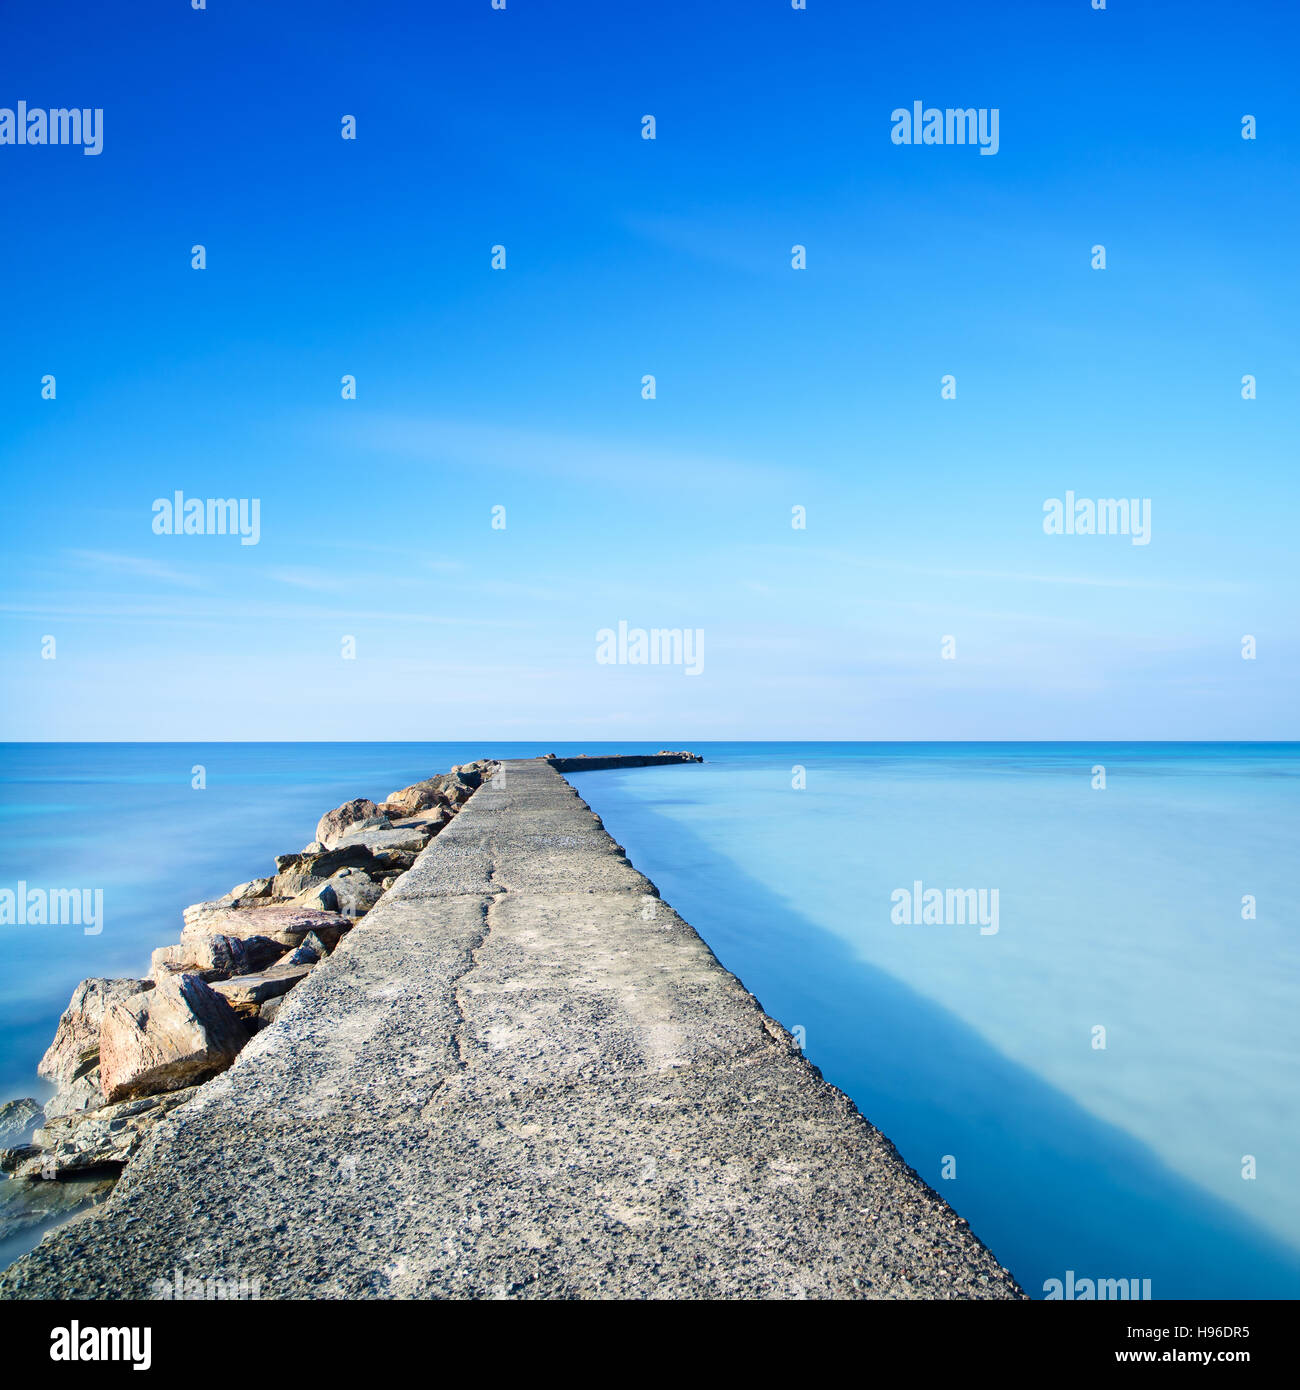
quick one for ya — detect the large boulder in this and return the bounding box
[12,1085,202,1178]
[451,761,494,786]
[272,842,384,879]
[181,880,272,927]
[99,974,249,1103]
[329,825,431,856]
[439,773,478,806]
[210,960,314,1014]
[38,977,153,1086]
[382,766,488,817]
[289,882,335,914]
[0,1098,42,1148]
[43,1069,104,1121]
[373,848,418,873]
[269,870,327,899]
[324,869,384,917]
[0,1145,42,1176]
[388,769,481,811]
[315,798,387,849]
[404,806,452,835]
[291,868,383,919]
[231,877,274,900]
[150,932,285,981]
[382,776,442,817]
[180,904,350,950]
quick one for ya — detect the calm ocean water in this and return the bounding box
[2,742,1297,1297]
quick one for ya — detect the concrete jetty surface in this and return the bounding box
[544,752,701,773]
[1,760,1022,1300]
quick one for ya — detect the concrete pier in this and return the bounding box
[544,752,702,773]
[1,760,1021,1299]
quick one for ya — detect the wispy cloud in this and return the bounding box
[328,416,787,492]
[905,565,1248,595]
[803,549,1248,596]
[65,550,203,588]
[266,567,349,593]
[0,599,521,628]
[470,577,565,603]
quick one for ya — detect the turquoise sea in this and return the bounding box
[2,742,1297,1298]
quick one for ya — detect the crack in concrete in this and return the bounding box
[449,860,505,1069]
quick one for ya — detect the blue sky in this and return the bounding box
[1,0,1296,740]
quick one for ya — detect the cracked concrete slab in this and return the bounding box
[0,760,1023,1300]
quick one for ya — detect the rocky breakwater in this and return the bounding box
[0,761,497,1189]
[544,750,703,773]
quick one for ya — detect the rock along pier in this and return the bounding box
[1,756,1021,1299]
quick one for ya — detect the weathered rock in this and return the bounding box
[291,867,383,918]
[439,775,476,806]
[258,996,286,1027]
[183,899,224,928]
[288,881,335,913]
[270,870,328,900]
[299,931,333,958]
[150,933,286,982]
[450,762,493,786]
[209,962,314,1013]
[180,904,349,950]
[329,825,430,856]
[382,809,451,843]
[240,934,293,970]
[381,767,484,817]
[13,1086,203,1178]
[0,1098,42,1147]
[43,1068,104,1121]
[38,978,153,1086]
[272,843,383,879]
[99,975,249,1103]
[315,798,386,849]
[0,1145,42,1175]
[416,807,454,833]
[322,869,383,918]
[382,776,443,817]
[373,848,418,873]
[221,877,273,903]
[148,947,187,979]
[181,880,272,927]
